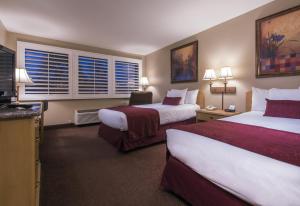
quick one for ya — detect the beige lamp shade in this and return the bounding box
[15,68,33,84]
[219,67,233,79]
[141,76,149,86]
[203,69,217,80]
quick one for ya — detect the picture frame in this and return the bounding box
[256,5,300,78]
[170,41,198,83]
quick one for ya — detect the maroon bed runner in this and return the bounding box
[110,106,160,140]
[174,120,300,166]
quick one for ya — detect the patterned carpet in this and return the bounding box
[40,125,187,206]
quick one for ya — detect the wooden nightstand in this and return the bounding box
[196,109,240,122]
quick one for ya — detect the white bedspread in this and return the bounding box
[98,103,200,131]
[167,111,300,206]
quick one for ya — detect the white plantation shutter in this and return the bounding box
[75,53,110,98]
[25,49,69,94]
[18,42,72,100]
[114,58,141,96]
[18,42,143,100]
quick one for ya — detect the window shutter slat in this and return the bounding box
[25,48,70,95]
[78,55,109,95]
[114,60,140,94]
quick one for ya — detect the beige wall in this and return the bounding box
[145,0,300,112]
[0,20,8,46]
[6,32,143,126]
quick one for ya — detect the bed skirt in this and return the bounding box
[161,155,250,206]
[98,118,195,152]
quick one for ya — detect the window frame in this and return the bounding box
[112,56,142,98]
[73,50,112,99]
[17,41,143,100]
[17,41,73,100]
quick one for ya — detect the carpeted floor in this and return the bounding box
[40,125,187,206]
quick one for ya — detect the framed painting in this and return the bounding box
[256,5,300,78]
[171,41,198,83]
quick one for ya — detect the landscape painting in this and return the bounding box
[256,6,300,78]
[171,41,198,83]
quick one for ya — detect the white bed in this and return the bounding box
[167,111,300,206]
[98,103,200,131]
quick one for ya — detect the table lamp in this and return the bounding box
[15,68,33,102]
[141,77,149,91]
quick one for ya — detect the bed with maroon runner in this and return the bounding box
[174,120,300,165]
[98,105,195,152]
[109,106,160,140]
[161,118,300,205]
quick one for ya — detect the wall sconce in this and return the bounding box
[203,67,236,110]
[141,76,149,91]
[203,69,217,87]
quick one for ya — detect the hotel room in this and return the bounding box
[0,0,300,205]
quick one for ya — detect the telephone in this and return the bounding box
[225,104,236,112]
[206,105,217,111]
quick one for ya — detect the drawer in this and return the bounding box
[197,113,226,121]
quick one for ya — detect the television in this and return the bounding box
[0,45,15,104]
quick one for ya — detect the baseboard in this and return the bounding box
[45,122,99,130]
[44,123,75,130]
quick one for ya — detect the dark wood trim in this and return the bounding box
[44,123,75,130]
[45,122,100,130]
[170,40,198,84]
[255,5,300,78]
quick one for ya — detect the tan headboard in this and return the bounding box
[197,91,205,108]
[246,91,252,112]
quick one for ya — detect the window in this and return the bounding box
[18,42,72,100]
[74,51,111,98]
[17,42,142,100]
[114,57,142,97]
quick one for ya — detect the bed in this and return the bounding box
[98,91,205,152]
[161,90,300,206]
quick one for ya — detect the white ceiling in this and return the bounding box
[0,0,274,55]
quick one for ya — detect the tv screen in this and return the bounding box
[0,45,15,103]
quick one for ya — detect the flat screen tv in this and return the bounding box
[0,45,15,104]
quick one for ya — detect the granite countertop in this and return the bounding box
[0,104,42,120]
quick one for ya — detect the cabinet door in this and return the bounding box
[0,118,36,206]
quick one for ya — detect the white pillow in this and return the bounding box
[251,87,269,111]
[167,88,188,105]
[185,89,199,105]
[269,88,300,100]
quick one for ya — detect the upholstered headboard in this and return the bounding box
[246,91,252,112]
[197,91,205,109]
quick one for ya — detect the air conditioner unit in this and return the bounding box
[74,109,100,125]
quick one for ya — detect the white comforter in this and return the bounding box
[167,111,300,206]
[98,103,200,131]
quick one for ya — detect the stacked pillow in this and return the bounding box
[252,87,300,119]
[163,88,199,105]
[166,88,187,105]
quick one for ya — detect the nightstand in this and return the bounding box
[129,91,153,105]
[196,109,240,122]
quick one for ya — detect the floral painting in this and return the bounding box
[256,6,300,78]
[171,41,198,83]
